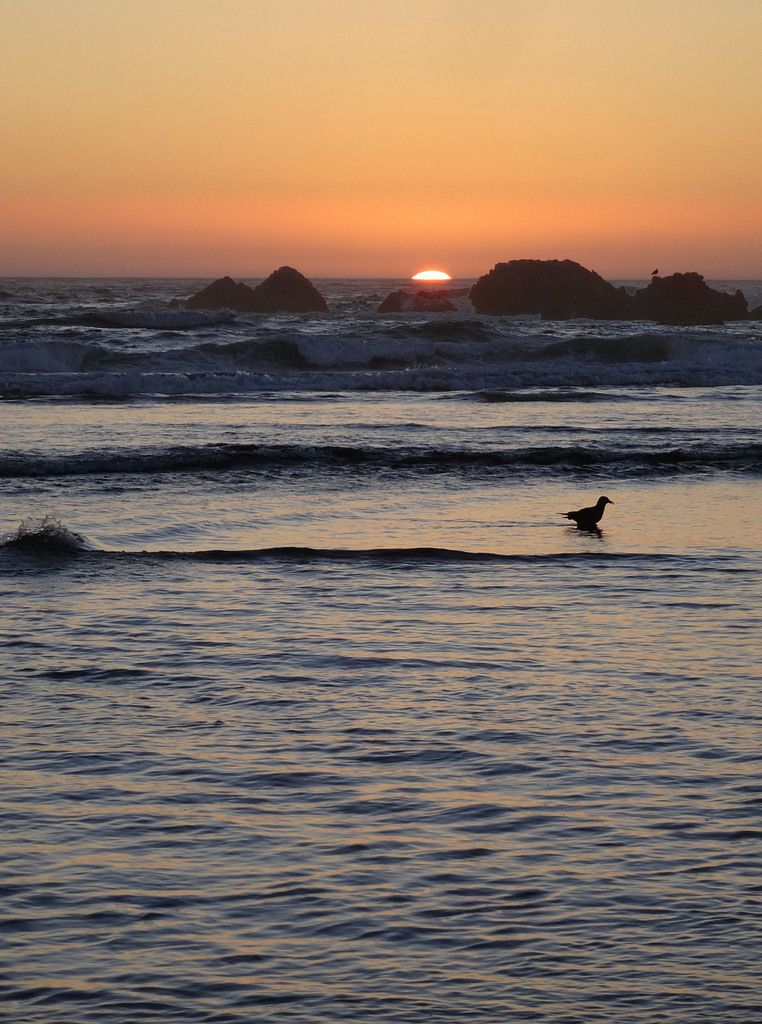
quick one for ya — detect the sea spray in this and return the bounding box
[2,515,94,554]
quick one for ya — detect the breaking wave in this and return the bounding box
[1,516,96,554]
[3,441,761,480]
[1,310,761,396]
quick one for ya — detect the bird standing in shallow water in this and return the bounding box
[560,495,613,530]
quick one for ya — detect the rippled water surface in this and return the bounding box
[2,279,762,1022]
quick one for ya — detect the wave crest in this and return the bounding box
[3,441,761,480]
[1,516,95,555]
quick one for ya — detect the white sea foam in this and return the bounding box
[2,334,761,397]
[0,339,100,373]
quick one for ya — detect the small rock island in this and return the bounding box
[467,261,748,324]
[185,267,328,314]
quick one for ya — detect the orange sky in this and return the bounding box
[1,0,760,278]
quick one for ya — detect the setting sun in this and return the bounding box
[412,270,452,282]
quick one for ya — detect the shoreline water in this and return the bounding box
[2,278,761,1023]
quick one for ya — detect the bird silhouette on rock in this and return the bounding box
[559,495,614,531]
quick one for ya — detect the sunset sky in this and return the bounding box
[1,0,760,278]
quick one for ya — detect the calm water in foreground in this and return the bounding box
[2,279,761,1022]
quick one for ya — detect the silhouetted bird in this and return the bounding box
[651,269,659,276]
[559,495,613,530]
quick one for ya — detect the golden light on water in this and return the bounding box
[412,270,452,282]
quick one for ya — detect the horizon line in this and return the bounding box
[1,272,761,282]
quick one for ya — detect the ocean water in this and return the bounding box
[2,278,761,1023]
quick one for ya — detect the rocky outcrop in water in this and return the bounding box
[185,267,328,313]
[185,276,259,312]
[469,259,629,319]
[631,273,748,325]
[469,260,749,324]
[249,266,329,313]
[377,288,465,313]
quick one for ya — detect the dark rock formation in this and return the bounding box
[469,259,630,319]
[248,266,328,313]
[185,276,260,312]
[377,288,461,313]
[469,259,749,325]
[632,273,747,325]
[377,290,407,313]
[749,305,762,320]
[185,267,328,313]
